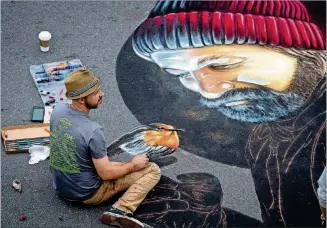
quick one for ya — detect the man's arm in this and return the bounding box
[92,155,149,180]
[89,127,149,180]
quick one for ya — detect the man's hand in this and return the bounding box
[93,155,143,180]
[131,155,149,171]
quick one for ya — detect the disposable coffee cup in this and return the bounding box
[38,31,52,52]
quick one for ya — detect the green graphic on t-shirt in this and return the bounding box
[50,118,80,174]
[59,117,72,131]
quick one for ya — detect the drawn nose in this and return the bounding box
[199,81,234,99]
[191,70,234,99]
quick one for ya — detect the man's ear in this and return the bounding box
[77,98,85,104]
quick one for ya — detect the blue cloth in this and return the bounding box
[318,168,326,207]
[49,104,107,201]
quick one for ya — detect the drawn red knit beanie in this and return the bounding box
[133,0,325,61]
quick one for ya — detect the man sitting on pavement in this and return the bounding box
[49,69,161,228]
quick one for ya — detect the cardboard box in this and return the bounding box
[2,123,50,153]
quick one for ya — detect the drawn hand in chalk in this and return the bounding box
[135,173,225,227]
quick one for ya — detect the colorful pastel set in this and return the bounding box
[29,59,85,106]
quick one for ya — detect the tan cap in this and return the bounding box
[65,69,101,99]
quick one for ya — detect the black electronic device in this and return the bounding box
[31,106,45,122]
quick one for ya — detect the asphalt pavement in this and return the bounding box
[1,1,261,227]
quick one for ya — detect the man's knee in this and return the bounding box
[148,162,161,180]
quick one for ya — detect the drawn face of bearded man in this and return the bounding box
[132,0,326,123]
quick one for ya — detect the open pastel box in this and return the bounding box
[29,59,85,106]
[1,123,50,153]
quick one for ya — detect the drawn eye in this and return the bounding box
[204,57,245,71]
[208,61,243,70]
[177,72,192,79]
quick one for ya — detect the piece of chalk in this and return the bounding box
[40,90,49,96]
[59,88,64,95]
[60,97,63,100]
[45,98,55,106]
[49,96,55,99]
[18,215,27,221]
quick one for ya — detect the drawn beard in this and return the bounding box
[200,59,325,123]
[200,87,305,123]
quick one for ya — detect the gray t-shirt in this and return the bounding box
[50,103,106,201]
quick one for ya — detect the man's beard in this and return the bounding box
[200,87,305,123]
[85,97,102,109]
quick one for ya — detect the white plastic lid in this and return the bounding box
[38,31,52,41]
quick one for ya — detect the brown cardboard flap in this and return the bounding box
[2,123,50,141]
